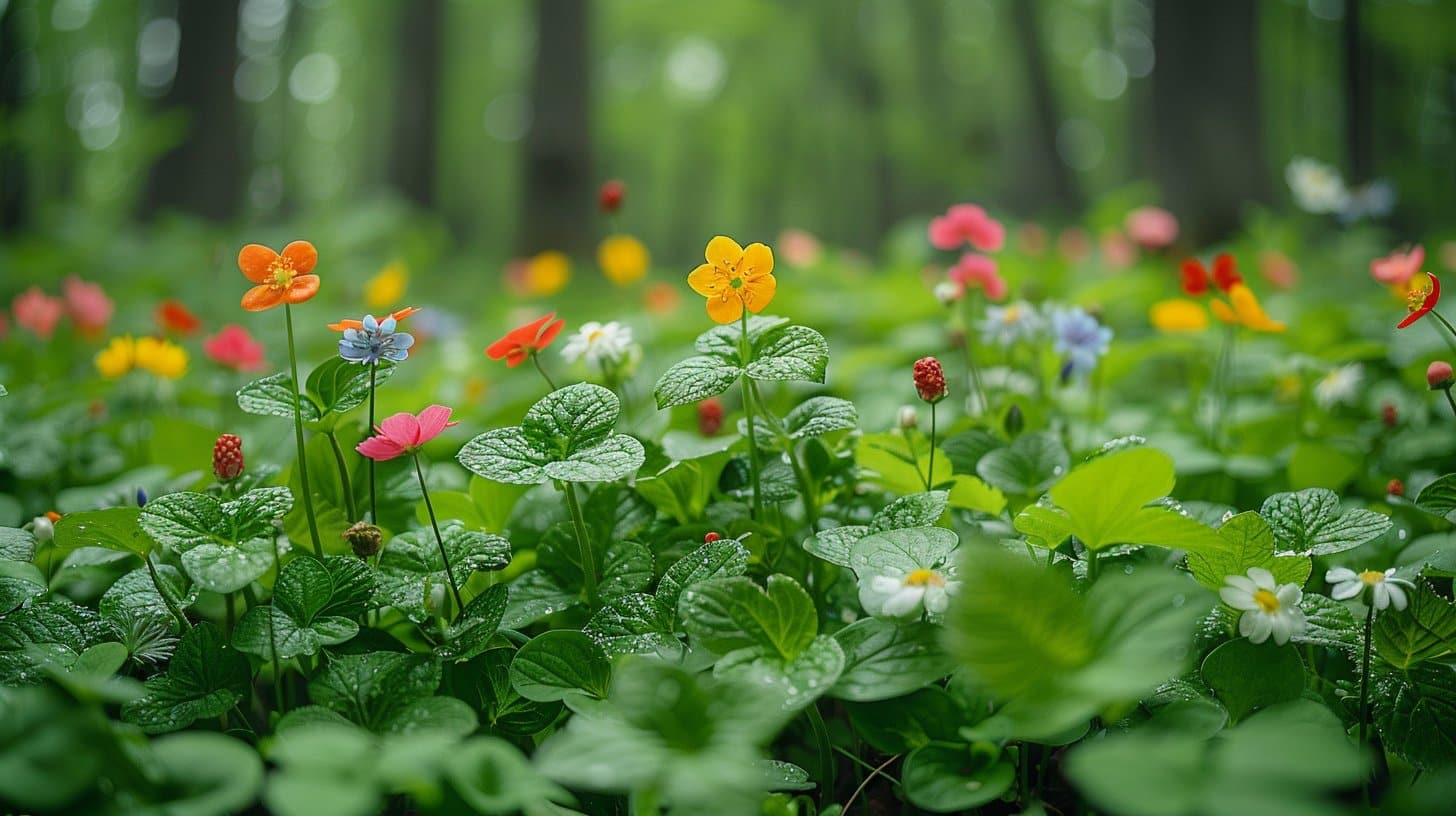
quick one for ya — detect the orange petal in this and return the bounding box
[1208,298,1236,324]
[706,292,744,324]
[238,244,279,284]
[241,284,284,311]
[329,319,363,332]
[687,263,725,297]
[390,306,421,322]
[285,275,321,304]
[505,347,528,367]
[281,241,318,274]
[739,242,774,280]
[705,235,744,270]
[742,274,777,313]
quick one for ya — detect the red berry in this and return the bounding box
[704,532,722,543]
[1388,479,1405,497]
[598,180,625,213]
[698,397,724,436]
[1381,402,1398,428]
[1428,360,1454,390]
[213,434,245,481]
[913,357,947,403]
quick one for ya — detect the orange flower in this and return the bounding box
[485,312,565,367]
[237,241,320,311]
[328,306,420,332]
[156,300,202,335]
[687,235,776,323]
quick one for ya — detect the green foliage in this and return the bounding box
[376,521,510,622]
[233,556,374,660]
[1259,488,1392,556]
[458,383,645,484]
[1199,638,1306,722]
[653,317,829,409]
[1372,581,1456,669]
[284,652,477,737]
[121,623,250,734]
[1187,511,1311,592]
[830,618,957,702]
[509,629,612,702]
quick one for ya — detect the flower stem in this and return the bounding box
[1358,600,1375,754]
[739,311,763,520]
[144,552,190,632]
[927,400,938,489]
[530,351,559,391]
[284,303,323,558]
[1444,389,1456,420]
[413,454,463,613]
[749,380,817,531]
[806,702,835,803]
[1428,310,1456,354]
[960,293,989,415]
[324,431,358,522]
[367,362,377,523]
[563,481,597,605]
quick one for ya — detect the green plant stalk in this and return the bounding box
[927,400,938,489]
[631,786,659,816]
[842,753,900,814]
[1085,546,1100,583]
[144,552,190,631]
[324,431,359,522]
[531,351,559,391]
[413,454,464,614]
[749,380,818,531]
[1427,309,1456,354]
[563,481,598,606]
[739,311,764,519]
[1444,388,1456,420]
[806,702,835,805]
[368,362,377,523]
[960,293,989,415]
[1357,600,1375,755]
[284,303,324,558]
[224,590,236,637]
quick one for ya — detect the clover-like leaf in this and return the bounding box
[459,384,644,484]
[715,634,845,710]
[121,623,250,734]
[233,556,374,661]
[1260,488,1391,556]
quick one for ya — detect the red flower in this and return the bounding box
[914,357,947,403]
[156,300,203,335]
[698,397,724,436]
[485,312,565,367]
[1381,402,1399,428]
[1211,254,1242,293]
[599,180,626,213]
[213,434,245,481]
[203,324,266,372]
[1398,273,1441,329]
[1180,258,1208,296]
[1181,253,1243,297]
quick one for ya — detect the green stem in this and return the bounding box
[631,787,659,816]
[1358,600,1375,754]
[1444,388,1456,420]
[413,454,463,613]
[368,362,378,523]
[225,591,236,637]
[530,351,559,391]
[563,481,598,606]
[1427,310,1456,354]
[961,294,989,415]
[927,400,938,489]
[739,311,763,519]
[749,380,817,531]
[284,303,323,558]
[144,553,190,631]
[1086,547,1100,583]
[325,431,359,522]
[806,702,835,804]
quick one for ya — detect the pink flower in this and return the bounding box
[1058,227,1092,264]
[777,228,823,267]
[1017,222,1048,257]
[1100,230,1138,270]
[1371,245,1424,287]
[12,287,64,340]
[203,324,266,372]
[948,253,1007,301]
[1124,207,1179,249]
[1259,250,1299,290]
[357,405,458,461]
[62,276,113,336]
[929,204,1005,252]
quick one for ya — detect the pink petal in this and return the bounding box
[415,404,457,443]
[982,273,1008,302]
[356,436,405,462]
[928,216,962,250]
[378,412,423,448]
[966,216,1005,253]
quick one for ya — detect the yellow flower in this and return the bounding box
[1209,283,1286,333]
[95,336,136,379]
[525,251,570,296]
[134,336,189,379]
[364,261,408,309]
[1150,299,1210,332]
[687,235,776,323]
[598,235,650,286]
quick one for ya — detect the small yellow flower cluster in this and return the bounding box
[95,336,189,380]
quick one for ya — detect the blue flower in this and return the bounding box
[1051,307,1112,380]
[339,314,416,365]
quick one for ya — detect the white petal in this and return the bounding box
[1220,586,1257,611]
[870,575,902,593]
[1372,583,1391,610]
[1275,583,1303,607]
[1241,612,1273,644]
[1246,567,1276,590]
[1270,615,1293,646]
[1224,574,1257,594]
[923,585,949,615]
[1325,567,1358,584]
[1330,580,1363,601]
[1385,583,1409,612]
[881,586,926,619]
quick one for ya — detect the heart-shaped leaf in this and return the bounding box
[376,521,511,622]
[679,574,818,661]
[458,384,645,484]
[1260,488,1391,556]
[233,556,374,660]
[237,372,322,422]
[437,584,510,663]
[510,629,612,702]
[1187,512,1311,592]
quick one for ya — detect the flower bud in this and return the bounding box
[704,531,722,543]
[598,180,625,213]
[1381,402,1398,428]
[30,514,55,543]
[698,397,724,436]
[1387,479,1405,497]
[897,405,919,430]
[136,487,149,508]
[343,522,383,558]
[213,434,245,481]
[1004,404,1025,437]
[933,281,964,307]
[1428,360,1454,390]
[913,357,948,403]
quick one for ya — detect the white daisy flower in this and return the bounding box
[1326,567,1416,612]
[1219,567,1307,645]
[560,321,634,368]
[978,301,1044,348]
[1313,363,1364,409]
[1285,157,1351,215]
[933,280,964,306]
[859,567,961,620]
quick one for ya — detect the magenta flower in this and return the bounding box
[62,276,113,336]
[948,253,1007,301]
[1371,245,1424,287]
[1123,206,1179,249]
[929,204,1005,252]
[12,287,64,340]
[357,405,458,462]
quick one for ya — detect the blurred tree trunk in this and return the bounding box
[387,0,443,209]
[0,5,27,234]
[1343,0,1373,181]
[1009,1,1084,215]
[142,1,243,221]
[1150,0,1266,244]
[519,0,593,255]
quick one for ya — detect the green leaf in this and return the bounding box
[1373,662,1456,770]
[902,743,1015,813]
[99,564,197,629]
[584,593,682,659]
[437,584,510,663]
[445,736,576,815]
[179,537,276,594]
[946,475,1008,515]
[500,571,579,630]
[803,492,950,568]
[52,508,154,558]
[746,325,829,382]
[1186,512,1312,592]
[141,488,292,553]
[778,396,857,439]
[1200,638,1306,722]
[1415,473,1456,524]
[0,600,117,656]
[376,521,510,622]
[233,556,374,661]
[845,687,964,754]
[1259,488,1391,556]
[468,477,530,533]
[802,525,870,568]
[543,435,646,483]
[442,648,564,737]
[509,629,612,702]
[715,635,845,709]
[849,527,959,575]
[635,453,728,525]
[976,432,1069,495]
[656,537,750,613]
[1291,594,1361,652]
[238,372,322,422]
[679,574,818,660]
[121,623,250,734]
[1373,581,1456,669]
[695,315,789,357]
[1013,448,1223,554]
[0,527,36,562]
[306,652,469,736]
[307,357,394,415]
[145,732,265,816]
[830,618,957,702]
[653,355,742,409]
[459,384,644,484]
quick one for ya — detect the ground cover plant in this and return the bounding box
[4,191,1456,816]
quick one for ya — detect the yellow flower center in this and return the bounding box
[904,569,945,587]
[1002,306,1021,324]
[269,259,298,290]
[588,330,604,342]
[1360,569,1387,586]
[1252,588,1280,613]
